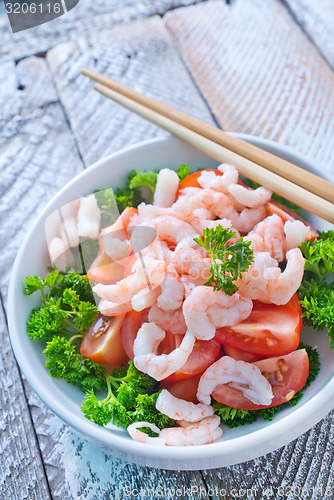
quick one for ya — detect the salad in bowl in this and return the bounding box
[8,136,334,469]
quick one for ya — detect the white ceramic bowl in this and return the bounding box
[8,135,334,470]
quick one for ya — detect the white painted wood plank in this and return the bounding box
[0,0,208,61]
[46,15,216,167]
[283,0,334,68]
[164,0,334,174]
[0,56,83,495]
[0,295,51,500]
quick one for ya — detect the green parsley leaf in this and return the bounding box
[194,226,254,294]
[176,164,191,181]
[44,336,105,392]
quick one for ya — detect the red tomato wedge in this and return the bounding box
[87,250,125,284]
[121,309,149,360]
[212,349,309,409]
[222,345,263,363]
[216,294,302,357]
[80,313,129,366]
[266,200,318,241]
[164,335,222,382]
[161,374,202,403]
[121,309,221,380]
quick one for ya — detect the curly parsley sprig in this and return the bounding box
[194,226,254,295]
[298,230,334,347]
[81,361,175,430]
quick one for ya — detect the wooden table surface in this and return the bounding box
[1,0,333,498]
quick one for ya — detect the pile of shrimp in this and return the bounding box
[48,164,310,447]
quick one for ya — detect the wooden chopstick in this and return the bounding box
[92,81,334,224]
[82,67,334,204]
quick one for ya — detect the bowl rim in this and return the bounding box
[7,133,334,468]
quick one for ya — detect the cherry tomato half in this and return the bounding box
[80,313,129,366]
[215,294,302,357]
[212,349,309,409]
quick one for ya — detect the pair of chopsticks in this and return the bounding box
[82,68,334,224]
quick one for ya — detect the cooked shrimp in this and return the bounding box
[236,249,305,305]
[183,286,253,340]
[133,323,195,381]
[174,187,266,233]
[228,184,272,208]
[93,256,166,304]
[228,206,267,233]
[284,220,309,250]
[98,299,133,316]
[156,389,214,422]
[135,202,176,223]
[144,216,198,244]
[100,231,130,261]
[173,237,211,281]
[197,356,273,406]
[59,216,79,247]
[190,208,233,234]
[77,194,101,239]
[181,275,207,298]
[48,237,73,272]
[245,214,285,262]
[159,416,222,446]
[198,164,239,193]
[154,168,180,207]
[132,286,162,312]
[148,305,187,336]
[127,422,166,446]
[157,265,185,311]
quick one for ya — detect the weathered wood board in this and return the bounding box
[0,55,83,499]
[164,0,334,174]
[46,15,217,167]
[0,0,208,61]
[284,0,334,69]
[0,295,51,500]
[0,56,83,298]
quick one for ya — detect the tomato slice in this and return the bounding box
[87,250,125,284]
[161,374,202,403]
[121,309,221,380]
[212,349,309,409]
[222,345,263,362]
[163,334,222,381]
[216,294,302,357]
[87,207,138,284]
[266,200,318,241]
[80,313,129,366]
